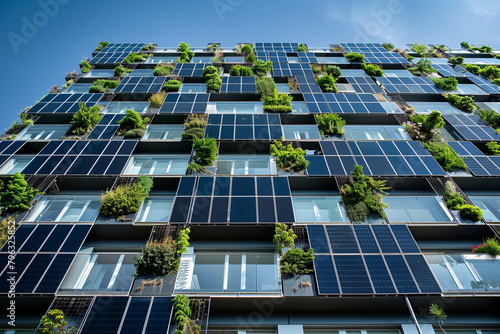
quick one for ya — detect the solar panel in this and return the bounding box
[307,225,331,253]
[28,93,103,113]
[303,93,331,113]
[114,76,165,93]
[15,254,54,293]
[326,225,360,253]
[98,43,144,54]
[405,254,441,293]
[384,255,419,293]
[255,42,300,52]
[298,52,318,63]
[323,93,388,113]
[87,114,124,140]
[173,63,206,76]
[205,114,282,140]
[378,77,444,94]
[469,76,500,94]
[35,254,75,293]
[144,298,173,334]
[444,114,500,141]
[448,141,500,176]
[314,255,340,294]
[220,76,256,93]
[371,225,401,253]
[160,93,209,114]
[120,297,151,334]
[80,297,129,334]
[346,77,383,94]
[390,225,421,253]
[272,63,315,77]
[334,255,373,294]
[431,64,466,77]
[353,225,380,253]
[364,255,397,294]
[296,76,323,93]
[256,51,288,63]
[340,43,409,64]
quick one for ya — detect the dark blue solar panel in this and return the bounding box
[19,225,54,252]
[257,177,273,196]
[334,255,373,294]
[0,254,33,293]
[314,255,340,294]
[196,177,214,196]
[230,197,256,223]
[306,156,330,175]
[364,255,397,294]
[35,254,75,293]
[0,225,35,252]
[231,177,255,196]
[273,177,290,196]
[120,297,151,334]
[390,225,420,253]
[353,225,380,253]
[177,177,196,196]
[384,255,419,293]
[275,197,294,223]
[81,297,129,334]
[191,197,211,223]
[372,225,400,253]
[40,225,72,252]
[144,297,172,334]
[169,197,192,223]
[210,197,229,223]
[15,254,54,293]
[326,225,360,253]
[405,255,441,293]
[258,197,276,223]
[214,177,231,196]
[60,225,91,252]
[307,225,330,253]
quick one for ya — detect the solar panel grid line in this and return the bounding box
[15,253,55,293]
[333,254,374,294]
[116,297,153,334]
[144,297,173,334]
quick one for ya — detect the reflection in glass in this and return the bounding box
[124,155,190,175]
[144,125,184,140]
[292,196,349,223]
[26,196,100,222]
[216,155,276,175]
[0,156,33,175]
[383,196,453,223]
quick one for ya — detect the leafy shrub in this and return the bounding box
[118,109,149,132]
[325,65,342,78]
[38,309,77,334]
[172,295,200,334]
[362,64,384,76]
[6,112,34,134]
[176,228,191,254]
[448,57,464,65]
[411,43,427,56]
[202,66,218,76]
[203,66,221,92]
[316,113,346,136]
[256,77,277,96]
[382,43,394,51]
[296,43,308,52]
[153,64,174,76]
[114,65,132,77]
[479,65,500,80]
[123,52,146,64]
[95,41,109,52]
[341,165,390,222]
[470,45,493,53]
[316,75,338,92]
[472,238,500,257]
[410,110,445,133]
[273,223,296,254]
[245,52,256,64]
[80,60,92,73]
[99,176,153,216]
[163,79,182,92]
[187,162,208,174]
[409,59,437,75]
[462,64,481,75]
[431,77,458,91]
[445,94,476,111]
[345,52,365,62]
[177,41,195,63]
[207,43,218,52]
[461,41,471,49]
[270,140,309,172]
[182,114,207,139]
[252,60,273,76]
[459,204,483,221]
[149,91,167,108]
[67,103,102,135]
[486,141,500,155]
[423,141,467,171]
[240,44,253,54]
[263,89,293,112]
[123,128,145,138]
[0,173,41,214]
[135,240,179,276]
[192,137,217,166]
[477,109,500,130]
[443,181,465,210]
[229,65,254,76]
[280,248,315,276]
[88,79,119,93]
[141,43,155,51]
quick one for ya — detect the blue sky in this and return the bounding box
[1,0,499,131]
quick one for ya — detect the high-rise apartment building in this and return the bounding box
[1,41,500,334]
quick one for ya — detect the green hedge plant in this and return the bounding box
[117,109,149,134]
[256,77,277,96]
[316,114,346,136]
[273,223,296,254]
[316,74,338,92]
[203,66,221,92]
[95,41,109,52]
[263,89,293,113]
[445,94,476,112]
[382,43,394,51]
[0,173,41,214]
[473,238,500,257]
[486,141,500,155]
[99,176,153,216]
[362,64,384,76]
[325,65,342,78]
[409,59,437,76]
[443,181,465,210]
[296,43,308,52]
[177,41,195,63]
[448,57,464,65]
[182,114,207,139]
[423,141,467,172]
[192,137,218,166]
[345,52,365,62]
[252,60,273,76]
[123,52,146,64]
[67,103,102,136]
[88,79,119,93]
[459,204,483,221]
[270,140,309,172]
[80,60,92,73]
[280,248,315,276]
[163,79,181,92]
[431,77,458,91]
[229,65,253,76]
[114,65,132,77]
[149,91,166,108]
[153,64,174,76]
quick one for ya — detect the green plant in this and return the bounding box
[176,228,190,254]
[316,113,346,136]
[341,165,390,222]
[0,173,41,214]
[99,177,153,216]
[479,65,500,80]
[141,43,155,51]
[270,140,309,172]
[473,238,500,257]
[123,128,145,138]
[345,52,365,62]
[186,162,209,174]
[256,77,277,96]
[80,60,92,73]
[252,59,273,76]
[37,309,77,334]
[118,109,149,133]
[114,65,132,77]
[203,66,221,92]
[461,41,470,49]
[382,43,394,51]
[182,114,207,139]
[6,112,34,134]
[477,109,500,130]
[462,64,481,75]
[229,65,254,76]
[62,79,74,89]
[445,94,476,112]
[245,52,256,64]
[134,240,179,276]
[362,64,384,76]
[273,223,296,254]
[325,65,342,78]
[123,52,146,64]
[88,79,119,93]
[410,110,445,133]
[470,45,493,54]
[458,204,483,221]
[423,141,467,172]
[296,43,308,52]
[316,74,338,92]
[280,248,315,276]
[192,137,217,166]
[94,41,109,52]
[431,77,458,91]
[177,41,195,63]
[429,304,447,334]
[153,63,174,76]
[409,59,437,75]
[67,103,102,135]
[443,181,465,209]
[263,89,293,113]
[172,295,200,334]
[207,43,219,52]
[149,91,167,108]
[448,57,464,65]
[486,141,500,155]
[163,79,182,92]
[240,44,253,54]
[411,43,427,56]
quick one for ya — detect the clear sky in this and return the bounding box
[1,0,499,131]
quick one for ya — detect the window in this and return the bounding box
[282,125,322,140]
[101,101,150,114]
[145,56,177,64]
[130,69,154,77]
[343,125,411,141]
[16,124,69,140]
[175,252,281,294]
[315,57,349,64]
[292,196,349,223]
[0,156,33,174]
[224,56,245,63]
[25,195,100,222]
[216,155,277,175]
[469,196,500,222]
[59,252,138,293]
[123,155,189,175]
[85,69,115,78]
[63,83,93,94]
[291,101,309,113]
[180,83,208,93]
[409,102,462,115]
[192,56,214,63]
[144,124,184,140]
[382,196,454,223]
[207,102,264,114]
[304,330,401,334]
[135,197,174,223]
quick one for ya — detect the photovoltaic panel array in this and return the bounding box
[304,140,446,176]
[28,93,103,113]
[448,141,500,176]
[256,51,288,63]
[173,63,206,76]
[469,77,500,94]
[220,76,256,93]
[114,77,166,93]
[8,140,137,176]
[297,52,318,63]
[170,176,294,224]
[0,224,91,294]
[255,42,300,52]
[306,93,389,114]
[444,114,500,141]
[98,43,144,54]
[431,64,466,77]
[87,114,125,140]
[159,93,209,113]
[90,43,144,64]
[454,65,475,77]
[340,43,409,64]
[308,224,441,295]
[378,77,444,94]
[296,76,322,93]
[346,77,383,94]
[205,114,282,140]
[272,63,315,77]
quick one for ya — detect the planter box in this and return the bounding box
[282,274,316,297]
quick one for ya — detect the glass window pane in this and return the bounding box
[124,155,190,175]
[136,198,173,222]
[383,196,453,223]
[282,125,322,140]
[292,196,348,223]
[17,125,69,140]
[0,156,34,174]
